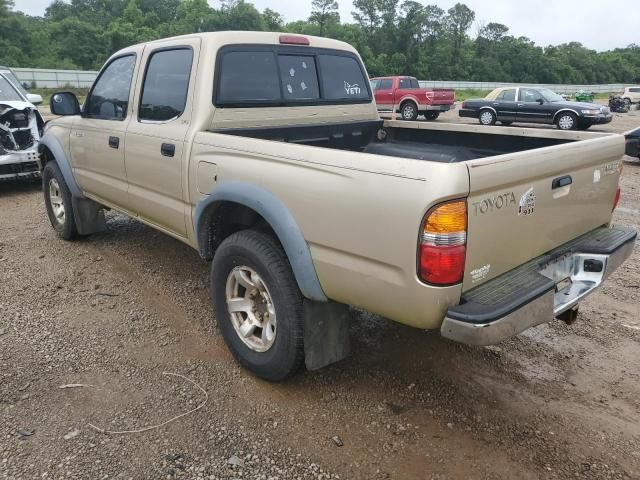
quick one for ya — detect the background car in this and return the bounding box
[0,66,44,181]
[621,86,640,106]
[459,86,612,130]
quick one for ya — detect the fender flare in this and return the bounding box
[38,133,82,198]
[194,181,328,302]
[552,108,580,123]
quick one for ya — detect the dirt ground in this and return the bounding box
[1,114,640,480]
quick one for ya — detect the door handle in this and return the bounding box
[161,143,175,157]
[552,175,572,189]
[517,103,524,107]
[108,136,119,149]
[492,102,499,106]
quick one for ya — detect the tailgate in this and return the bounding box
[429,88,454,105]
[463,134,624,291]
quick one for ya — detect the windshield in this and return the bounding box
[4,71,28,96]
[0,75,23,102]
[538,88,564,102]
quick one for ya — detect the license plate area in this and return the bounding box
[539,253,609,315]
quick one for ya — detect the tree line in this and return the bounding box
[1,0,639,84]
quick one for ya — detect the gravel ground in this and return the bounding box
[1,116,640,479]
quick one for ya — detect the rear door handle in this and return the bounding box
[108,136,119,149]
[517,103,524,107]
[161,143,175,157]
[552,175,572,189]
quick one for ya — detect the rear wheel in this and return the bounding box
[400,102,418,121]
[424,111,440,121]
[479,109,496,126]
[556,112,578,130]
[43,162,78,240]
[623,97,632,106]
[211,230,304,381]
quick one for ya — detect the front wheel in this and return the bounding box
[478,109,496,126]
[424,111,440,121]
[556,112,578,130]
[211,230,304,381]
[43,162,78,240]
[623,98,632,106]
[400,102,418,121]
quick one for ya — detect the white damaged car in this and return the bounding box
[0,66,44,181]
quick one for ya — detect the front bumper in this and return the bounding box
[0,148,40,180]
[441,226,636,346]
[582,114,613,125]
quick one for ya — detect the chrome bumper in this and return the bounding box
[441,227,636,346]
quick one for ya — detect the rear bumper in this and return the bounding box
[423,104,454,112]
[458,108,477,118]
[441,226,636,346]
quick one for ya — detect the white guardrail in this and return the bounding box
[11,67,631,93]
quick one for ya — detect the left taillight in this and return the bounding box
[418,200,467,286]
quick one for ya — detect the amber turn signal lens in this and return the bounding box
[423,201,467,234]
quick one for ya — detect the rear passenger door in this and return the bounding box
[491,88,517,122]
[124,39,200,238]
[374,78,394,111]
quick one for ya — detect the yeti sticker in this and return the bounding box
[518,187,536,216]
[344,82,361,95]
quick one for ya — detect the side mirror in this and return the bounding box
[537,98,544,105]
[50,92,81,116]
[26,93,43,105]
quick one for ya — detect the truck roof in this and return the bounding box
[113,31,358,58]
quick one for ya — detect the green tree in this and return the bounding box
[309,0,339,36]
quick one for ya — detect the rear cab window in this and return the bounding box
[214,45,372,107]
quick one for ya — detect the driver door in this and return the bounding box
[516,88,553,124]
[491,88,517,122]
[70,47,143,208]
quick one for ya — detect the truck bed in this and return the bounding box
[213,119,611,163]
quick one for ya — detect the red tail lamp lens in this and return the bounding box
[420,244,466,285]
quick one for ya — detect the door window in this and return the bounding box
[370,79,380,90]
[86,55,136,120]
[377,78,392,90]
[519,88,542,103]
[497,89,516,101]
[139,48,193,122]
[630,88,640,93]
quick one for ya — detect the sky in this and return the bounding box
[12,0,638,52]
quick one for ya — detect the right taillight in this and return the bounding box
[418,200,467,285]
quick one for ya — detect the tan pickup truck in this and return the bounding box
[39,32,637,380]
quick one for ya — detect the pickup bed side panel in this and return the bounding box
[189,131,470,329]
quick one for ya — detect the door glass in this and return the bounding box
[370,79,380,90]
[139,48,193,122]
[398,78,410,89]
[501,89,516,101]
[378,79,392,90]
[86,55,136,120]
[519,88,540,103]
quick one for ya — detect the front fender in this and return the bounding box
[38,133,82,198]
[194,181,328,302]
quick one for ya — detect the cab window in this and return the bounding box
[139,48,193,122]
[377,78,392,90]
[86,55,136,120]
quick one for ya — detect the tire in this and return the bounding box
[478,109,496,126]
[501,121,512,126]
[43,162,78,240]
[211,230,304,381]
[556,111,578,130]
[424,111,440,121]
[400,102,418,121]
[623,98,632,106]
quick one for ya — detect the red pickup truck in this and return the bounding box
[370,76,455,121]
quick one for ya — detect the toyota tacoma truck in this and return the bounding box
[39,32,637,381]
[371,75,455,121]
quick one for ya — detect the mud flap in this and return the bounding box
[303,300,351,371]
[71,197,107,235]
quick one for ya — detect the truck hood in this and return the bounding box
[0,100,37,110]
